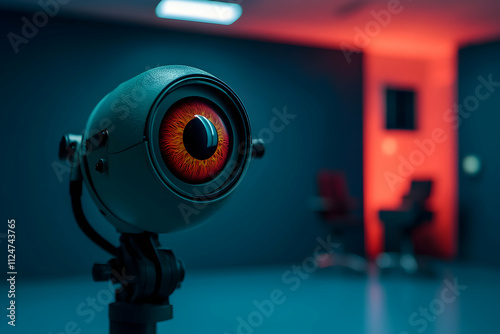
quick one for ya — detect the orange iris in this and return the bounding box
[159,98,230,184]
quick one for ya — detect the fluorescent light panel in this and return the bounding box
[156,0,242,25]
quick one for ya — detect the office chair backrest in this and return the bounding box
[317,170,351,220]
[402,180,433,209]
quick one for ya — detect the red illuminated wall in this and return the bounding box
[363,51,457,259]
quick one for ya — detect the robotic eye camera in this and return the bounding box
[59,66,264,334]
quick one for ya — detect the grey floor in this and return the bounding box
[2,263,499,334]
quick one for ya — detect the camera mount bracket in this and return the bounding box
[93,233,185,334]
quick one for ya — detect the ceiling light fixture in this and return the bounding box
[156,0,242,25]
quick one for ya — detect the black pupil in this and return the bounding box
[183,115,218,160]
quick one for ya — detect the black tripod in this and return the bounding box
[92,233,184,334]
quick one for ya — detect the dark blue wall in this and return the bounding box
[458,40,500,266]
[0,10,363,277]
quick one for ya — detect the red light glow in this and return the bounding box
[363,51,457,259]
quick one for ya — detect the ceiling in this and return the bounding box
[2,0,500,56]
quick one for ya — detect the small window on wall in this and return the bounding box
[385,87,416,130]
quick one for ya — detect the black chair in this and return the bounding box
[377,180,434,273]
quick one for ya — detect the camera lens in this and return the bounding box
[159,97,230,184]
[182,115,218,160]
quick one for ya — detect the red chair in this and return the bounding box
[312,170,366,273]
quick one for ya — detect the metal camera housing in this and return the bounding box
[77,65,254,234]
